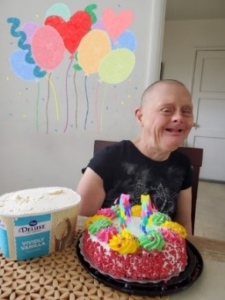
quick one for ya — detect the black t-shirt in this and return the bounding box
[86,140,192,219]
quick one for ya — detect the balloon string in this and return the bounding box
[64,58,73,132]
[46,74,59,120]
[36,81,40,133]
[100,84,108,131]
[73,70,78,128]
[45,73,50,134]
[84,76,89,130]
[95,81,100,131]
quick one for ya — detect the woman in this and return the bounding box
[76,79,194,235]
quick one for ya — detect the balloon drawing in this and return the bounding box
[77,29,111,74]
[102,9,133,41]
[7,4,136,133]
[10,49,37,81]
[44,7,93,132]
[31,25,65,70]
[21,22,39,44]
[7,17,47,79]
[45,3,71,21]
[99,48,135,84]
[45,11,92,55]
[113,30,137,52]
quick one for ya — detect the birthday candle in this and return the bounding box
[141,194,151,214]
[119,194,131,230]
[140,194,152,234]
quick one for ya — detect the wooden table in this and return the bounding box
[171,235,225,300]
[0,216,224,300]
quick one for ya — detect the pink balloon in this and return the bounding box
[102,9,133,41]
[31,25,65,70]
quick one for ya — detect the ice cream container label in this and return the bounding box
[0,187,81,260]
[0,220,9,257]
[14,214,51,260]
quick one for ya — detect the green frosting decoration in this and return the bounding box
[88,218,112,235]
[138,230,165,251]
[111,205,120,217]
[151,212,170,226]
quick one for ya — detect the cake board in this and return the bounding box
[76,233,204,297]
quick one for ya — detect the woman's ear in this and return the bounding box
[135,107,143,126]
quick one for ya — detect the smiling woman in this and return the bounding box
[77,79,194,236]
[135,79,193,155]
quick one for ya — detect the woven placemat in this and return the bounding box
[0,231,169,300]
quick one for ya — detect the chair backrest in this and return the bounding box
[94,140,203,235]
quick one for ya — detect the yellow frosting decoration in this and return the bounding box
[85,215,112,229]
[108,229,139,254]
[131,205,141,217]
[162,221,187,238]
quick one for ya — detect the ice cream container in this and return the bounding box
[0,187,81,260]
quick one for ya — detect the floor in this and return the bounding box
[194,181,225,240]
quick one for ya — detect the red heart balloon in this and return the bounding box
[45,11,92,54]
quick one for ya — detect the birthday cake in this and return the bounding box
[81,194,188,282]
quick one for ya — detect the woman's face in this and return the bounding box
[136,83,194,152]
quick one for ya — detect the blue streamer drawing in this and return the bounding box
[7,17,46,78]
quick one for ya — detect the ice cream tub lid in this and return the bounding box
[0,187,81,217]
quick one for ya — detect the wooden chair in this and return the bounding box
[94,140,203,235]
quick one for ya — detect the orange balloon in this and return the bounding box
[78,29,111,74]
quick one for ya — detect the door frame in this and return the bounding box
[190,46,225,94]
[187,48,225,182]
[183,46,225,148]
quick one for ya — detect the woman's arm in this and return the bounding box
[76,167,106,216]
[174,187,192,236]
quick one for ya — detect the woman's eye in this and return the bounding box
[161,108,173,114]
[182,109,193,116]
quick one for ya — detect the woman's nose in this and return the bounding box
[172,112,183,123]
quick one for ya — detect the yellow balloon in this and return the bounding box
[78,29,111,74]
[98,48,135,84]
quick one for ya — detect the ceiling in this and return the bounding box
[166,0,225,21]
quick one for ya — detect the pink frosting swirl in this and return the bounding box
[159,228,181,243]
[97,208,116,219]
[96,226,118,242]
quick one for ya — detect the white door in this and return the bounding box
[187,50,225,182]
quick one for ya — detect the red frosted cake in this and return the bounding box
[81,194,188,281]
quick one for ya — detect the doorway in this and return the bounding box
[187,50,225,182]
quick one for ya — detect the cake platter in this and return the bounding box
[76,233,204,296]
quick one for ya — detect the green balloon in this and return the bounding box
[45,4,70,21]
[98,48,135,84]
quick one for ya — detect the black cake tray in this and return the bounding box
[76,233,204,297]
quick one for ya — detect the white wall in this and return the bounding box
[162,19,225,90]
[0,0,166,195]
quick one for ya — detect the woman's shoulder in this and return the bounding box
[95,140,133,155]
[87,140,132,173]
[170,148,191,165]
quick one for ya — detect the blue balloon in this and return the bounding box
[10,49,37,81]
[113,30,136,52]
